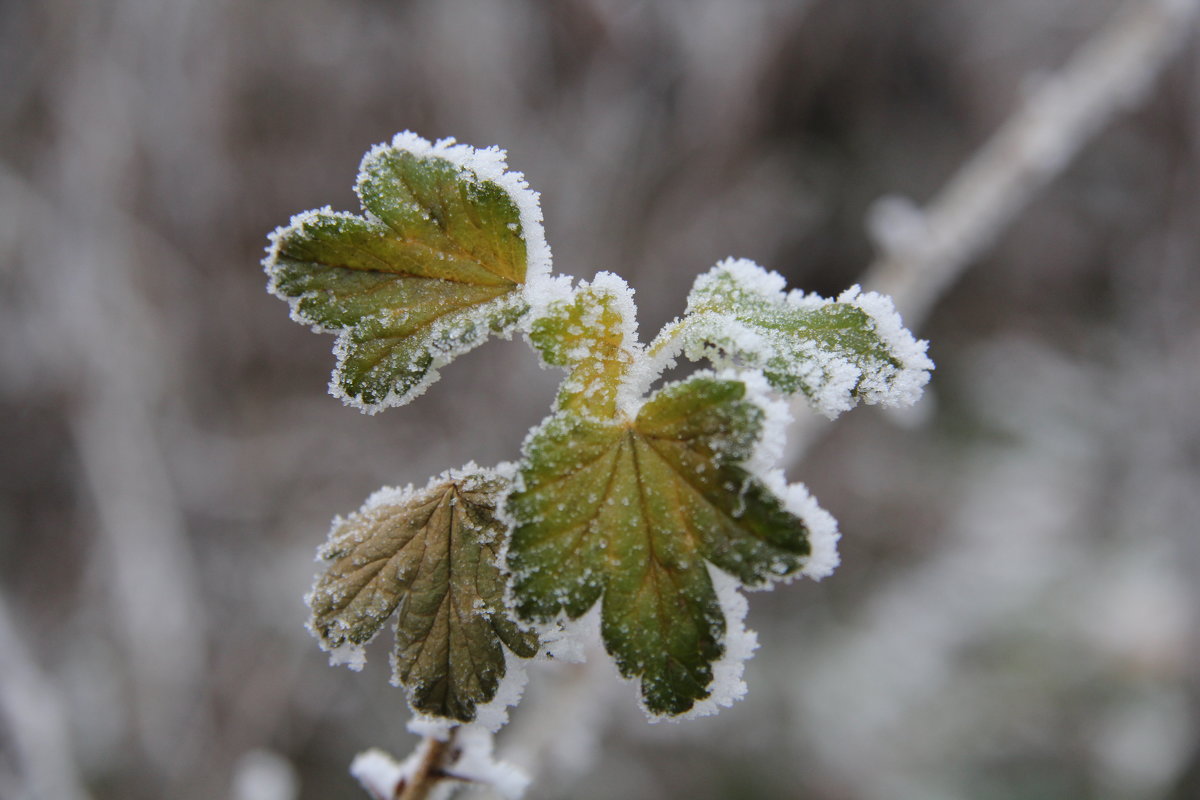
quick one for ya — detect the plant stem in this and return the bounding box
[398,730,456,800]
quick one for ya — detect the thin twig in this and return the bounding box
[398,732,456,800]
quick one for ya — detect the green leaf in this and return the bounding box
[658,258,933,418]
[307,469,538,723]
[527,273,638,420]
[264,133,546,411]
[505,374,813,716]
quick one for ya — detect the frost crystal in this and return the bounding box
[350,749,410,799]
[656,258,934,418]
[527,271,641,420]
[447,725,531,799]
[353,729,530,800]
[656,565,759,722]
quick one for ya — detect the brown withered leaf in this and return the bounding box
[308,469,538,722]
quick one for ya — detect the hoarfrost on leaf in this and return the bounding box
[655,564,759,722]
[651,258,934,418]
[406,646,533,735]
[306,466,538,723]
[527,272,641,420]
[260,129,935,793]
[505,372,837,716]
[263,132,552,412]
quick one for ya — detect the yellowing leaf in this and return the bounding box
[527,273,639,420]
[505,374,814,716]
[308,469,538,723]
[265,133,547,412]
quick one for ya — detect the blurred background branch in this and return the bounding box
[864,0,1199,327]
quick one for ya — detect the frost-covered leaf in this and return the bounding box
[307,468,538,723]
[660,258,933,418]
[265,132,550,412]
[527,272,639,420]
[506,374,828,716]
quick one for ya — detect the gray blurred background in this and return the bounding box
[2,1,1199,798]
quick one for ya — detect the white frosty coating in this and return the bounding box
[523,272,575,323]
[535,602,603,665]
[308,462,540,733]
[370,727,530,799]
[350,748,411,800]
[524,270,648,420]
[263,131,555,415]
[362,132,555,310]
[545,272,639,363]
[585,271,639,342]
[630,321,682,402]
[403,647,531,736]
[692,256,787,301]
[328,294,527,415]
[670,257,934,419]
[725,368,792,478]
[832,284,935,409]
[326,642,367,672]
[705,368,842,583]
[762,471,842,581]
[356,460,500,516]
[448,725,531,799]
[406,713,456,742]
[649,564,760,722]
[264,206,355,335]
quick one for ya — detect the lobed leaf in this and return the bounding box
[506,374,815,716]
[307,469,538,723]
[265,133,547,412]
[662,258,933,418]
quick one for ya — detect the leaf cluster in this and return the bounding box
[264,133,932,724]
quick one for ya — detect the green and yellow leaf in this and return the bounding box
[527,273,639,420]
[265,132,549,411]
[506,374,816,716]
[307,468,538,723]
